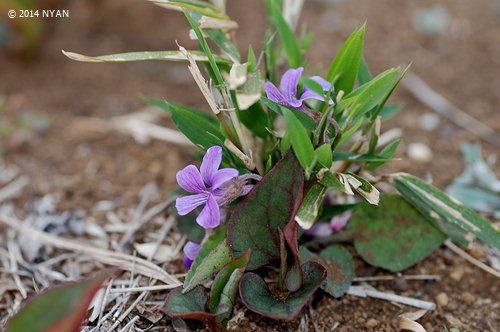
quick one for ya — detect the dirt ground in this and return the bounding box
[0,0,499,331]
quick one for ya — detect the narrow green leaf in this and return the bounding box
[239,262,326,320]
[281,108,315,173]
[154,0,229,19]
[62,50,230,64]
[6,269,115,332]
[357,56,372,86]
[168,103,224,151]
[314,144,333,168]
[236,101,269,138]
[379,103,403,118]
[183,227,232,292]
[350,194,446,271]
[335,117,363,148]
[227,151,304,269]
[247,45,257,72]
[392,173,500,250]
[318,170,345,193]
[209,250,251,321]
[365,138,401,170]
[326,25,365,94]
[184,10,225,85]
[295,182,327,230]
[332,151,396,163]
[347,68,398,123]
[269,0,302,68]
[204,28,241,63]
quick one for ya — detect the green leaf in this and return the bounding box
[295,182,327,230]
[62,50,231,64]
[318,170,345,192]
[261,97,316,131]
[282,108,315,174]
[346,68,398,123]
[349,194,446,271]
[379,103,403,118]
[5,269,115,332]
[168,103,224,151]
[236,101,269,138]
[209,250,251,321]
[283,221,302,291]
[333,151,395,163]
[365,138,401,170]
[314,144,333,168]
[247,45,257,72]
[183,227,232,292]
[392,173,500,250]
[239,262,326,320]
[154,0,229,19]
[326,25,365,94]
[299,245,354,297]
[227,151,304,269]
[334,117,363,148]
[235,70,263,111]
[301,77,326,99]
[317,203,357,221]
[161,285,229,330]
[204,28,241,63]
[184,10,225,85]
[268,0,302,68]
[357,56,372,86]
[172,207,204,243]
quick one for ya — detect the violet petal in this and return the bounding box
[175,193,209,215]
[210,168,239,189]
[183,257,194,269]
[330,210,352,232]
[183,241,201,260]
[176,165,206,193]
[264,82,287,104]
[196,194,220,229]
[279,67,303,104]
[200,146,222,187]
[309,76,332,91]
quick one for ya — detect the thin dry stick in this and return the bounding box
[353,274,441,282]
[0,213,181,286]
[109,284,178,294]
[347,285,436,310]
[109,284,153,331]
[117,315,140,332]
[147,215,176,261]
[0,176,29,203]
[444,239,500,278]
[403,72,500,147]
[7,235,27,298]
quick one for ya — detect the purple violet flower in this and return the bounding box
[304,210,352,237]
[175,146,239,229]
[264,67,334,110]
[183,241,201,269]
[329,210,352,232]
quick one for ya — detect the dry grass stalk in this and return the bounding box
[353,274,441,282]
[444,239,500,278]
[0,212,181,286]
[0,176,29,204]
[347,285,436,310]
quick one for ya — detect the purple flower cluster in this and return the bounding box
[264,67,334,111]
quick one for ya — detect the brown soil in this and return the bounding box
[1,0,499,331]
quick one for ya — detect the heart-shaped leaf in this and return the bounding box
[349,194,446,271]
[161,285,229,331]
[184,227,232,293]
[227,150,304,269]
[300,245,354,298]
[6,269,116,332]
[283,220,303,291]
[239,261,326,321]
[209,249,251,321]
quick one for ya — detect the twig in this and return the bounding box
[444,239,500,278]
[7,234,27,298]
[109,284,179,294]
[0,212,181,286]
[117,315,140,332]
[0,176,29,203]
[347,285,436,310]
[109,285,151,331]
[353,274,440,282]
[403,72,500,147]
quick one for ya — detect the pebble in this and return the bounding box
[419,113,441,131]
[446,314,462,329]
[470,244,485,259]
[407,142,433,162]
[450,266,465,281]
[460,292,476,305]
[365,318,379,329]
[436,292,449,306]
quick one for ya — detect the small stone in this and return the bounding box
[407,142,433,162]
[470,244,485,259]
[446,314,462,329]
[460,292,475,305]
[419,113,441,131]
[450,266,465,281]
[365,318,378,329]
[436,292,449,306]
